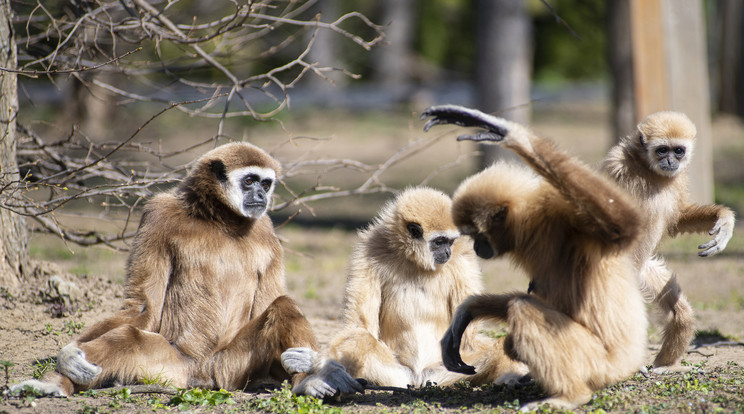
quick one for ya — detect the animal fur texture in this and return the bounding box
[13,142,361,398]
[602,111,735,371]
[422,105,648,410]
[330,187,527,388]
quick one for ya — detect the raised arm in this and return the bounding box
[422,105,641,248]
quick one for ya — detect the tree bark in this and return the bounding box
[717,0,744,117]
[0,0,29,287]
[373,0,415,100]
[474,0,531,167]
[607,0,636,139]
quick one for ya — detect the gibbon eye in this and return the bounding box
[673,147,685,156]
[432,236,452,247]
[261,179,272,191]
[406,222,424,239]
[655,147,669,156]
[243,176,255,186]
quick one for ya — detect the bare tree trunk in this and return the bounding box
[373,0,415,101]
[608,0,636,139]
[0,0,29,287]
[475,0,531,167]
[717,0,744,117]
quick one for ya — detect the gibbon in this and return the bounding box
[601,111,735,372]
[329,187,527,388]
[12,142,361,398]
[421,105,647,410]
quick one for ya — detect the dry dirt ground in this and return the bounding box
[2,106,744,412]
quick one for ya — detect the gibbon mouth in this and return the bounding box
[243,202,267,208]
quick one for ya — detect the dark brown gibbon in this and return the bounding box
[329,187,527,388]
[602,111,735,372]
[12,142,361,398]
[421,105,647,410]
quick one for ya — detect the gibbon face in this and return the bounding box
[451,163,540,259]
[387,188,461,271]
[189,142,281,220]
[637,111,696,178]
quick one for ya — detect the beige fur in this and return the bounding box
[21,142,360,398]
[602,111,735,371]
[422,105,647,410]
[330,187,527,388]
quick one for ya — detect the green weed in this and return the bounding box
[168,387,235,410]
[247,381,341,413]
[32,358,55,380]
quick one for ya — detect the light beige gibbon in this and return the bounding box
[329,187,527,388]
[421,105,647,410]
[601,111,735,372]
[12,142,361,398]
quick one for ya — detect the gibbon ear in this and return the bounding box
[407,222,424,239]
[210,160,228,183]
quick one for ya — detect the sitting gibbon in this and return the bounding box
[12,142,361,398]
[422,105,647,410]
[602,111,736,372]
[329,187,527,388]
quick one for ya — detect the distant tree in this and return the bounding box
[374,0,416,99]
[474,0,532,167]
[716,0,744,118]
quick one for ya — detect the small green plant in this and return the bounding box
[139,369,173,387]
[32,358,56,380]
[168,388,235,410]
[1,360,14,387]
[247,381,341,413]
[108,387,132,409]
[64,320,85,335]
[42,323,55,336]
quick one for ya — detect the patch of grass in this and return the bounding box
[247,381,341,413]
[168,387,235,411]
[32,358,55,380]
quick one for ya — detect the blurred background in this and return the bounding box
[0,0,742,297]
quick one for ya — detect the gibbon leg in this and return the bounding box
[74,325,191,391]
[505,296,607,408]
[207,295,319,390]
[329,328,414,388]
[640,258,695,371]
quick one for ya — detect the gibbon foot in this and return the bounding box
[57,343,102,385]
[519,395,591,412]
[281,347,320,375]
[650,364,693,374]
[292,360,364,398]
[7,379,66,397]
[495,372,533,388]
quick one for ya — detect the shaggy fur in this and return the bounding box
[422,105,647,410]
[330,187,527,388]
[602,111,735,371]
[24,142,360,398]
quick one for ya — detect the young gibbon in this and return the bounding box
[12,142,361,398]
[329,187,527,388]
[421,105,647,410]
[602,111,736,372]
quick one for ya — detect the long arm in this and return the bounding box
[673,203,735,257]
[441,293,514,374]
[422,105,641,248]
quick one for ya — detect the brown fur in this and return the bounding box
[46,143,322,394]
[422,105,647,410]
[329,187,527,388]
[601,111,736,370]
